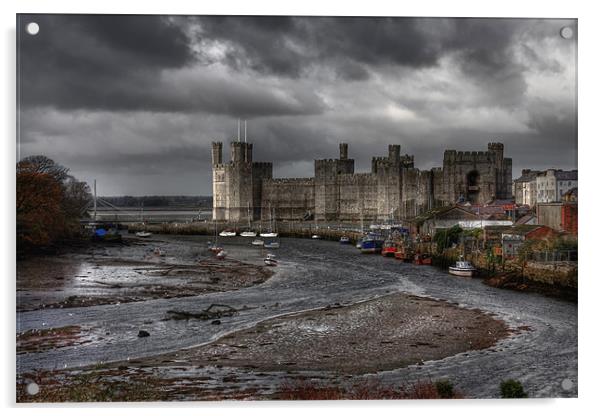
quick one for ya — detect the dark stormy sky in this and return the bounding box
[17,15,577,196]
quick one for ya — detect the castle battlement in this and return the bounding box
[212,140,512,222]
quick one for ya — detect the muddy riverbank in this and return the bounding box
[16,235,578,400]
[17,237,273,312]
[18,292,509,401]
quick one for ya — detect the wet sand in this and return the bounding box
[138,292,509,374]
[17,242,273,312]
[18,293,509,401]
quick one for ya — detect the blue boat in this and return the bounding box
[360,235,384,253]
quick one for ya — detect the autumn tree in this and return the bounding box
[17,156,92,250]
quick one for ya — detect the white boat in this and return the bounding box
[264,253,277,266]
[135,231,152,238]
[216,250,227,260]
[252,238,264,246]
[340,236,350,244]
[311,234,321,239]
[263,241,280,249]
[448,256,477,277]
[219,230,237,237]
[241,203,257,237]
[259,204,278,238]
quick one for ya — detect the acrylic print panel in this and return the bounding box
[16,14,577,401]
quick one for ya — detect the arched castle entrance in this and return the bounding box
[466,170,481,203]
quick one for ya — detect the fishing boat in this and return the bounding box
[448,256,477,277]
[381,240,397,257]
[414,253,433,265]
[135,231,152,238]
[360,234,384,254]
[219,230,237,237]
[216,250,227,260]
[264,253,277,266]
[394,243,414,262]
[340,236,350,244]
[252,238,264,246]
[264,240,280,249]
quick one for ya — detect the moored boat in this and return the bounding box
[340,236,350,244]
[240,231,257,237]
[381,240,396,257]
[360,235,384,254]
[448,256,477,277]
[264,253,277,266]
[252,238,264,246]
[264,240,280,249]
[414,253,432,265]
[394,243,414,262]
[311,234,321,239]
[219,230,237,237]
[135,231,152,238]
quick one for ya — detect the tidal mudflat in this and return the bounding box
[16,235,578,401]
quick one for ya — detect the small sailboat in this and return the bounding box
[260,204,278,237]
[252,238,264,246]
[448,256,477,277]
[311,234,321,239]
[219,230,237,237]
[264,253,277,266]
[135,231,152,238]
[208,220,222,252]
[241,202,257,237]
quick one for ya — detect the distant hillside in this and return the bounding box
[100,195,212,208]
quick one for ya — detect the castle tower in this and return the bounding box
[211,141,223,165]
[211,141,227,221]
[388,144,401,163]
[340,143,348,160]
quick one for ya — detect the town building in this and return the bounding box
[211,140,513,223]
[535,169,578,203]
[410,205,513,236]
[537,202,578,235]
[513,169,541,207]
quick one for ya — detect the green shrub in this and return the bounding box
[434,379,455,398]
[500,379,528,398]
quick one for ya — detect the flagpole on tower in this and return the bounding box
[237,119,241,142]
[244,120,247,143]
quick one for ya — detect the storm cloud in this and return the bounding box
[17,15,577,195]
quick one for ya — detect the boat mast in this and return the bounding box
[93,179,97,221]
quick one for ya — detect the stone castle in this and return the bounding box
[212,140,512,222]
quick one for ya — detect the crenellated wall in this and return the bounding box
[212,140,513,223]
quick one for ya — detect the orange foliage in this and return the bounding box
[16,171,67,248]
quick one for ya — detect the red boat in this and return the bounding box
[414,253,432,265]
[381,240,397,257]
[394,244,414,262]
